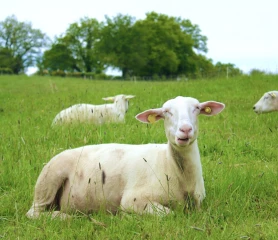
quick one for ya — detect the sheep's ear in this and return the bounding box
[199,101,225,116]
[135,108,164,123]
[102,96,115,102]
[125,95,135,99]
[269,92,276,98]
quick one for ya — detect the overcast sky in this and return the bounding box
[1,0,278,74]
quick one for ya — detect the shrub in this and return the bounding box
[0,67,13,75]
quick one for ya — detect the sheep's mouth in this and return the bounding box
[176,137,190,145]
[253,109,261,114]
[178,137,189,142]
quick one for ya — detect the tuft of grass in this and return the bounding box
[0,75,278,239]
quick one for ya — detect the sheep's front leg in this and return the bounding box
[183,183,205,211]
[141,202,172,215]
[120,196,172,215]
[193,182,206,210]
[26,202,44,219]
[26,203,71,219]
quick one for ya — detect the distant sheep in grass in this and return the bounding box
[27,96,225,219]
[52,94,135,126]
[253,91,278,114]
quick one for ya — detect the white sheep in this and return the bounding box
[52,94,135,125]
[27,96,225,219]
[253,91,278,114]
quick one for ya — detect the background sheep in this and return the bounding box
[27,96,225,219]
[253,91,278,114]
[52,94,135,125]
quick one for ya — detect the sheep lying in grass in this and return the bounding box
[27,96,225,219]
[253,91,278,114]
[52,94,135,125]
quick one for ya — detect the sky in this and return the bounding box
[1,0,278,75]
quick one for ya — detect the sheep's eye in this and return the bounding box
[164,110,173,116]
[264,96,269,100]
[194,106,200,112]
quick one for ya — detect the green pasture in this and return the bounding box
[0,75,277,239]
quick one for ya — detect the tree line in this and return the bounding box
[0,13,243,79]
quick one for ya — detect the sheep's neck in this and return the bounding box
[168,140,198,172]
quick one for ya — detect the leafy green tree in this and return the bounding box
[0,47,19,73]
[99,12,209,78]
[41,42,79,72]
[132,12,179,76]
[175,18,208,53]
[132,12,201,77]
[0,15,50,74]
[99,14,137,77]
[195,56,215,78]
[184,54,215,79]
[60,17,104,73]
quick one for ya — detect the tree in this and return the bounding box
[41,42,79,72]
[0,47,21,73]
[0,15,50,74]
[175,18,208,53]
[132,12,179,76]
[132,12,201,77]
[60,17,104,73]
[186,54,215,79]
[99,12,209,78]
[99,14,137,77]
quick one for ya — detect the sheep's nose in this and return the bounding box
[253,106,256,110]
[179,125,192,134]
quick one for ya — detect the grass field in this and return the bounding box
[0,75,277,239]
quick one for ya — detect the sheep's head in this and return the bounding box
[253,91,278,114]
[136,96,225,147]
[103,94,135,113]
